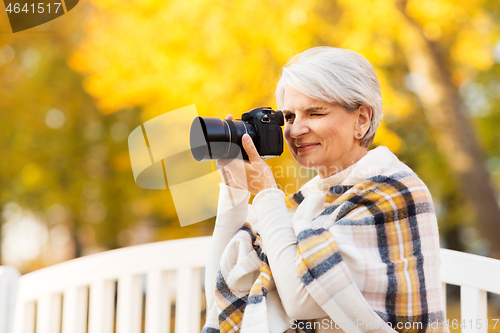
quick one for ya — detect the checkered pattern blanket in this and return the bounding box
[203,221,313,333]
[203,168,448,333]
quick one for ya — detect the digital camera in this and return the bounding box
[190,107,284,161]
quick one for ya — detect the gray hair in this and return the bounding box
[275,47,383,147]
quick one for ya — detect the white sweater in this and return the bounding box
[204,150,374,332]
[204,146,443,332]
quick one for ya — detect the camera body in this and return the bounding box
[190,107,284,161]
[239,107,284,160]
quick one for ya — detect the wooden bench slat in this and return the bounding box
[116,275,143,333]
[460,286,487,333]
[88,280,115,333]
[175,267,202,333]
[145,270,171,333]
[62,286,88,333]
[37,294,62,333]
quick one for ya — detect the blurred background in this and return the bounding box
[1,0,500,326]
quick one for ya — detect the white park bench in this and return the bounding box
[0,238,499,333]
[2,237,212,333]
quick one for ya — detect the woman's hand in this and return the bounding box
[217,114,278,195]
[217,160,242,189]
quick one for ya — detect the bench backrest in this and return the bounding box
[11,237,211,333]
[5,240,500,333]
[440,248,500,333]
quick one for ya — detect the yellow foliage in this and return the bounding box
[69,0,499,177]
[21,163,42,188]
[70,0,317,118]
[373,124,403,154]
[451,22,496,71]
[112,152,132,172]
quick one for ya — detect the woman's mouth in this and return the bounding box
[296,143,320,153]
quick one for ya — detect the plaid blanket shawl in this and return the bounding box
[203,166,448,333]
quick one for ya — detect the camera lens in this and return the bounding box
[190,117,228,161]
[190,117,255,161]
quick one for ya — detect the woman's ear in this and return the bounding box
[355,105,372,138]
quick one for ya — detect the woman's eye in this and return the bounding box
[285,115,294,121]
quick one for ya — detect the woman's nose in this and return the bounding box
[289,117,309,138]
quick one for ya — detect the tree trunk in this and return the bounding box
[396,1,500,258]
[70,222,83,258]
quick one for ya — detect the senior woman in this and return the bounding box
[203,47,448,333]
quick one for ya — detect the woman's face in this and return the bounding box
[282,86,368,178]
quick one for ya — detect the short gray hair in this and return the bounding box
[275,47,383,147]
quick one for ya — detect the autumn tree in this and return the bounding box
[0,10,197,269]
[3,0,497,269]
[322,0,500,256]
[68,0,500,256]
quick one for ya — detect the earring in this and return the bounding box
[357,133,362,137]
